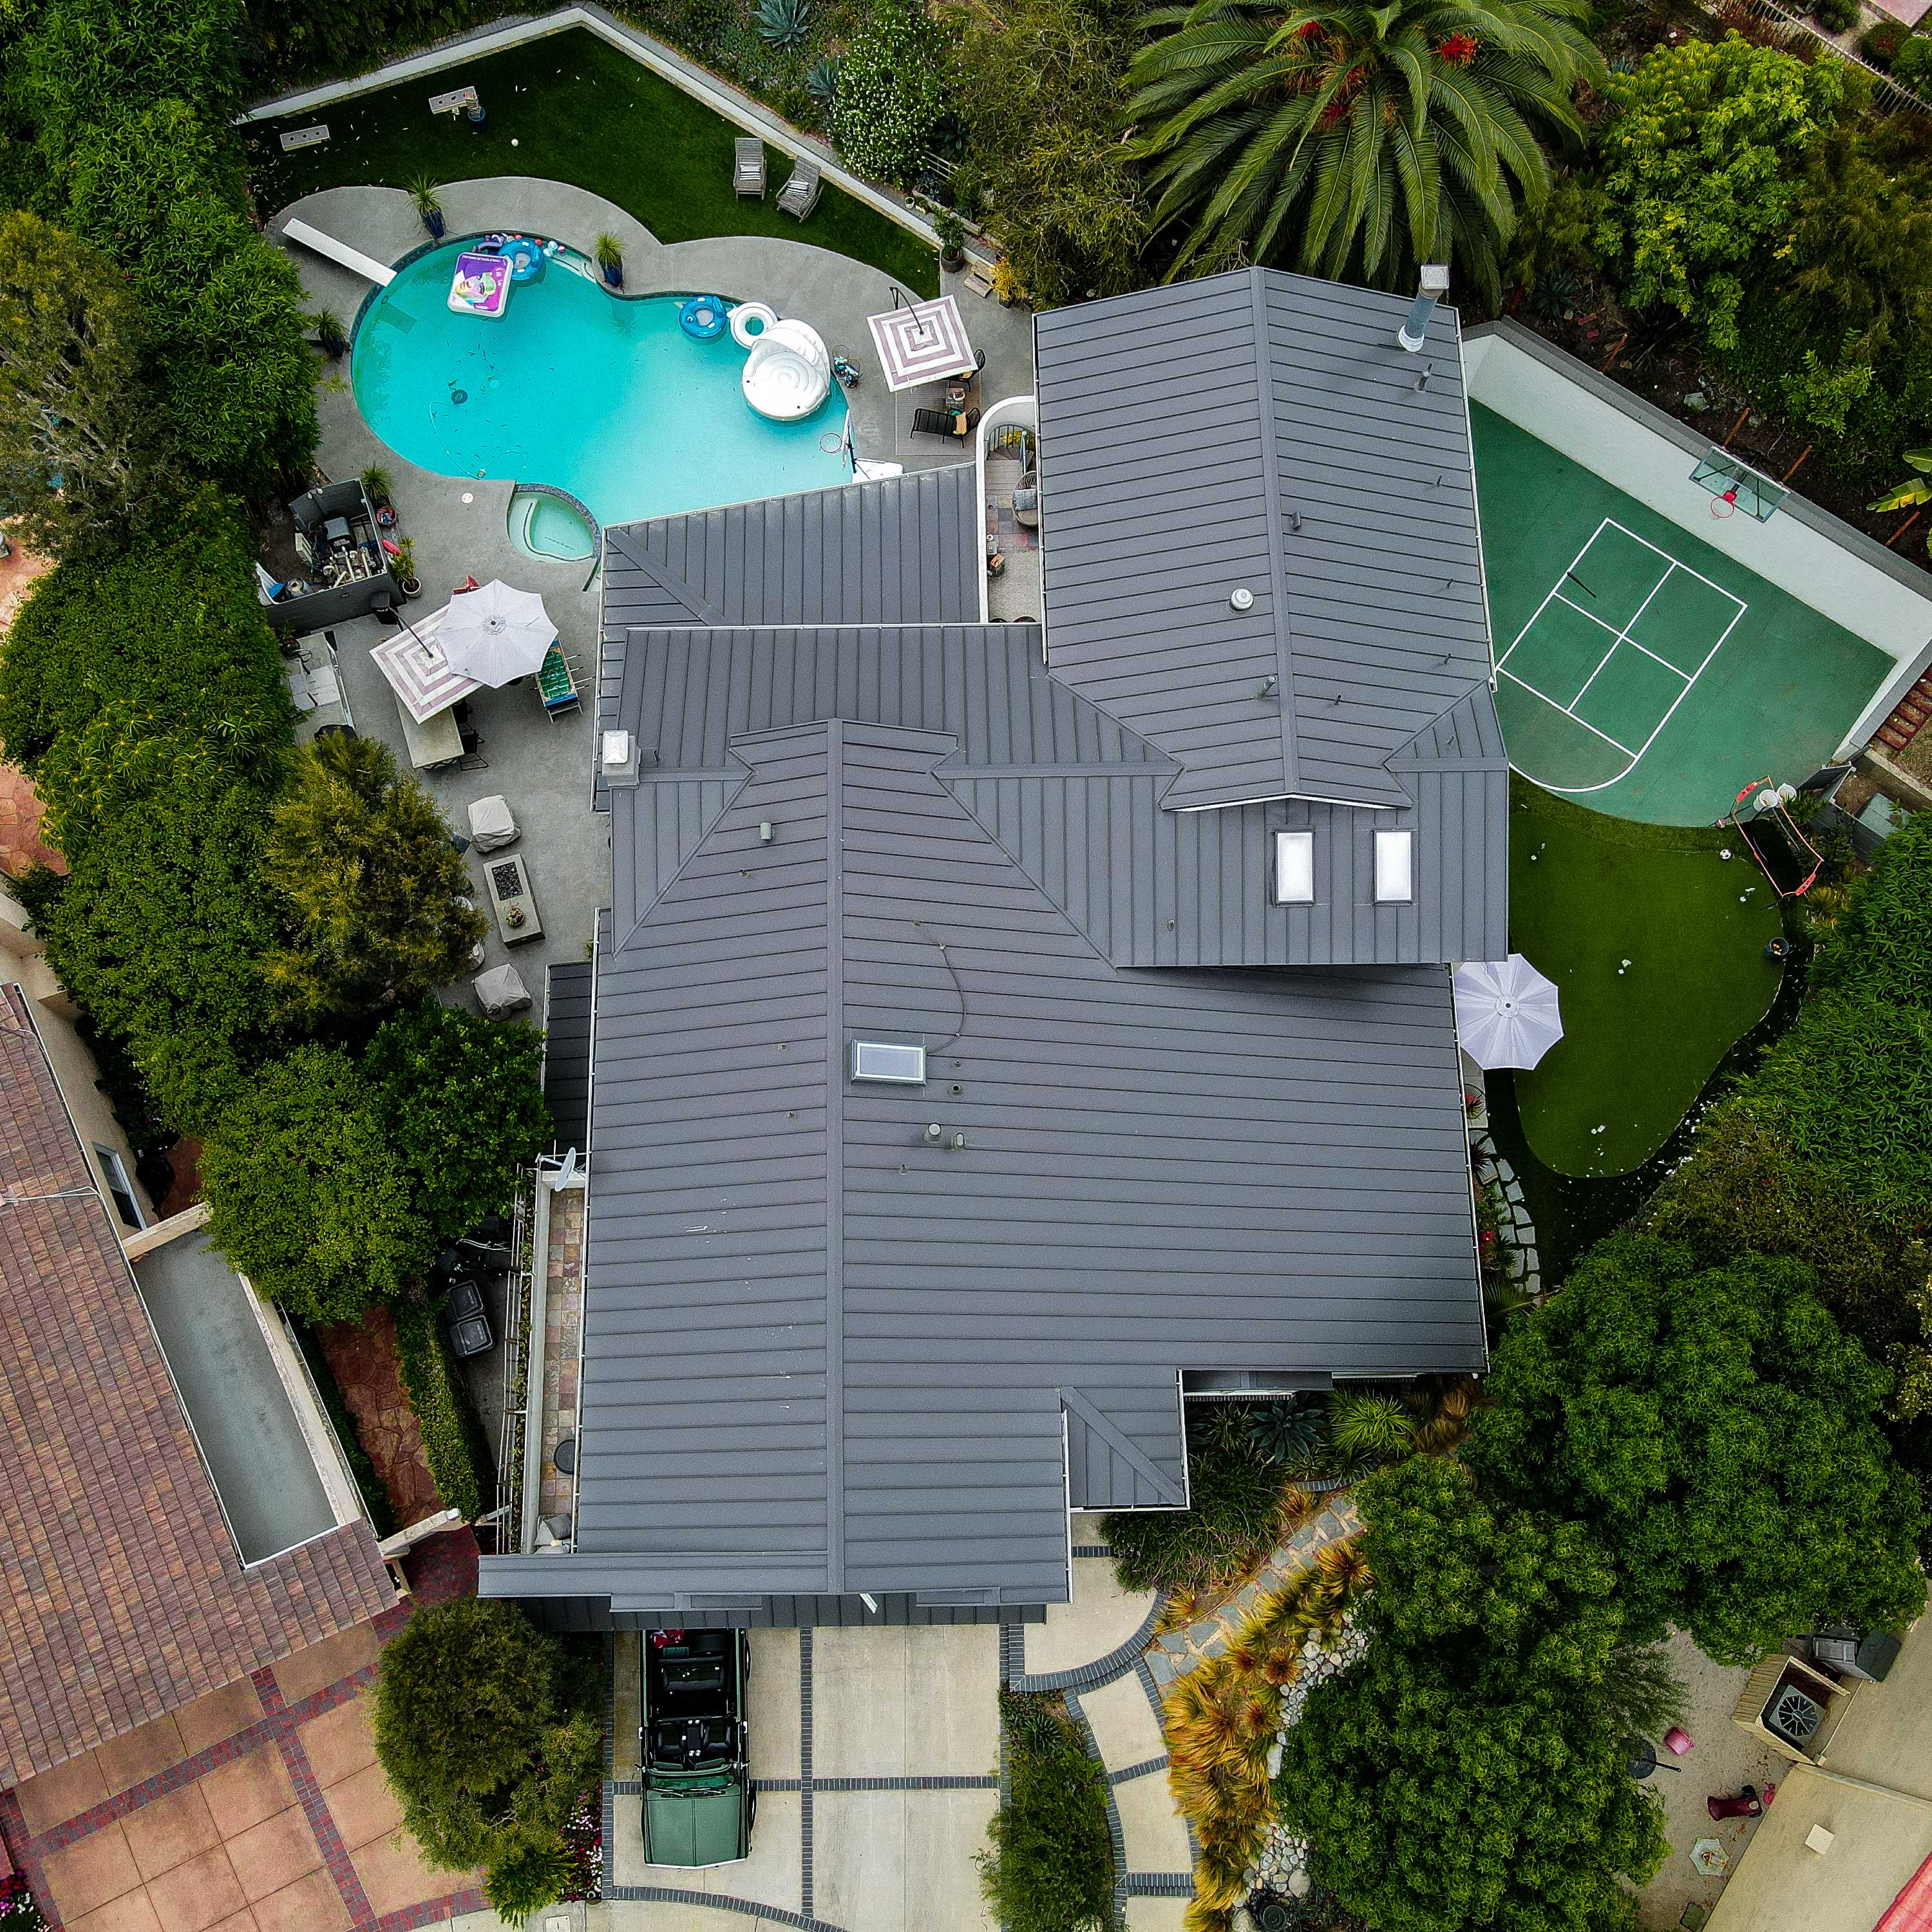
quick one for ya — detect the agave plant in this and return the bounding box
[1249,1396,1324,1465]
[1326,1388,1417,1464]
[804,54,842,103]
[755,0,811,48]
[1529,267,1580,321]
[1194,1399,1260,1455]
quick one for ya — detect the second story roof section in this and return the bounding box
[1033,267,1499,819]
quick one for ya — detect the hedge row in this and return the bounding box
[393,1299,495,1524]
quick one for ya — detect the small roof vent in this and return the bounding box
[850,1041,926,1084]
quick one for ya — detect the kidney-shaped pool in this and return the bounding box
[352,240,851,529]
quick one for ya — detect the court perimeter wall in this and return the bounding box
[1463,321,1932,757]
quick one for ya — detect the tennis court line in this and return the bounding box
[1495,518,1747,790]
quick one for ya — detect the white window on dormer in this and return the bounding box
[1374,829,1414,904]
[1273,830,1314,904]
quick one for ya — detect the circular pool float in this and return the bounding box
[501,236,545,283]
[681,295,728,340]
[729,299,779,349]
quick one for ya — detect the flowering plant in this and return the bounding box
[0,1874,46,1931]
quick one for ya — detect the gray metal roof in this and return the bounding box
[1033,267,1496,815]
[542,960,594,1160]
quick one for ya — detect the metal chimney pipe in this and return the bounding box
[1399,265,1452,353]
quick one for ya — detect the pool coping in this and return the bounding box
[238,3,956,262]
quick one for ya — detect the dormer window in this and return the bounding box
[1273,831,1314,904]
[1374,829,1414,903]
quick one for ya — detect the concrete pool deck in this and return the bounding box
[269,176,1036,1007]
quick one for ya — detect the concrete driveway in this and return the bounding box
[603,1625,999,1932]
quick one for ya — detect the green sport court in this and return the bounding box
[1472,406,1892,825]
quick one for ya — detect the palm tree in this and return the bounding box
[1128,0,1602,304]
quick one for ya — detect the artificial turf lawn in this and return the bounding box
[244,28,939,298]
[1508,775,1785,1178]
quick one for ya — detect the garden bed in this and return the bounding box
[243,26,938,296]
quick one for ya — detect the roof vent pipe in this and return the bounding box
[1399,265,1451,353]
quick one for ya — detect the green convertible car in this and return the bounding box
[641,1629,754,1866]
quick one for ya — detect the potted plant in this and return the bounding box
[933,208,967,273]
[408,174,445,238]
[594,232,625,289]
[310,308,347,357]
[990,256,1023,307]
[390,536,422,600]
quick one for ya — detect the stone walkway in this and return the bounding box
[1144,1499,1363,1685]
[1471,1130,1543,1298]
[318,1308,445,1528]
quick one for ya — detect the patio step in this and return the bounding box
[1875,671,1932,753]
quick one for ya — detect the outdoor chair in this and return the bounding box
[777,158,821,221]
[911,406,978,440]
[734,138,766,198]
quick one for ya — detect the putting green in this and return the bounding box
[1508,777,1785,1177]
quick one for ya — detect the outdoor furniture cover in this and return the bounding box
[468,794,518,852]
[777,158,820,221]
[473,964,533,1017]
[734,138,766,198]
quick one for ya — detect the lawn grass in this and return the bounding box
[1509,775,1785,1178]
[243,27,938,297]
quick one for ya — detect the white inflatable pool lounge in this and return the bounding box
[741,317,833,421]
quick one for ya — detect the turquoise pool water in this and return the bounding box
[353,241,849,527]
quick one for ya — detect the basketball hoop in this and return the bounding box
[1710,486,1738,520]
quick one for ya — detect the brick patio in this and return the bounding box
[0,1610,496,1932]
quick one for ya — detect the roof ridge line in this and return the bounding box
[1059,1386,1186,1507]
[605,524,733,627]
[608,752,754,954]
[825,720,848,1598]
[1252,267,1300,797]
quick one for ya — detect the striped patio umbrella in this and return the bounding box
[866,296,978,392]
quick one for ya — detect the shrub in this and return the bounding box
[393,1297,495,1522]
[260,734,486,1025]
[1275,1459,1671,1932]
[1862,15,1909,60]
[202,1045,432,1323]
[979,1692,1112,1932]
[1324,1390,1416,1466]
[830,0,943,184]
[365,999,548,1238]
[1472,1233,1927,1663]
[1813,0,1859,30]
[1104,1407,1304,1595]
[1593,34,1847,349]
[374,1596,600,1909]
[1893,33,1932,88]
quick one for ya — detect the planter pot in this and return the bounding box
[941,247,965,272]
[422,208,445,239]
[401,575,423,600]
[601,261,624,288]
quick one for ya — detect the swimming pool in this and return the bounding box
[352,240,851,529]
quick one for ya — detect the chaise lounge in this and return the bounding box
[734,137,766,198]
[777,157,821,220]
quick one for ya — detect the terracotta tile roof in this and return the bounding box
[0,985,395,1789]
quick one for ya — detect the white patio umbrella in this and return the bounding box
[866,294,978,392]
[436,580,556,687]
[1452,954,1565,1070]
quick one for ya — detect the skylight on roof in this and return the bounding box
[850,1041,927,1084]
[1273,831,1314,904]
[1374,829,1414,904]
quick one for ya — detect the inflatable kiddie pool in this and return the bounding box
[448,252,509,318]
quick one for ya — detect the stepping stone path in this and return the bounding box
[1145,1497,1365,1684]
[1471,1128,1542,1298]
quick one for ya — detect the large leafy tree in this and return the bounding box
[1275,1457,1667,1932]
[365,1001,551,1238]
[954,0,1147,307]
[260,734,487,1027]
[0,212,167,558]
[1128,0,1601,303]
[202,1044,431,1323]
[373,1597,600,1917]
[1592,33,1846,350]
[1472,1234,1927,1663]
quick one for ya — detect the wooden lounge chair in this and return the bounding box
[734,138,766,199]
[777,158,821,221]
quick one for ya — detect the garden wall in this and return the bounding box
[1463,321,1932,758]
